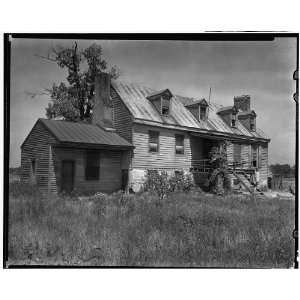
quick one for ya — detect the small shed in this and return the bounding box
[21,118,133,194]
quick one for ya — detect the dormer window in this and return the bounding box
[231,113,237,127]
[200,106,207,121]
[250,116,256,131]
[237,110,257,132]
[185,98,208,122]
[161,97,170,116]
[147,89,173,117]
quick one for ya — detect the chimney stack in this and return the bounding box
[93,73,114,128]
[234,95,250,112]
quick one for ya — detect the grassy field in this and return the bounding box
[7,182,295,268]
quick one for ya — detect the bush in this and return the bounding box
[9,182,43,199]
[208,142,231,195]
[144,170,195,201]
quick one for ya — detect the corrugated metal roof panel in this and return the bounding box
[112,80,270,141]
[39,118,133,148]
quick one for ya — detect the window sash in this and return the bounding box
[149,131,159,152]
[175,134,184,154]
[200,106,206,120]
[85,151,100,180]
[233,143,241,163]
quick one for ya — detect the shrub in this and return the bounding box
[208,142,231,195]
[9,181,43,199]
[144,170,195,201]
[144,170,170,201]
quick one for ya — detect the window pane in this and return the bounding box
[200,106,206,120]
[86,151,100,180]
[175,135,184,154]
[233,144,241,164]
[149,131,159,152]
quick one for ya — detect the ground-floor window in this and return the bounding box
[233,143,242,165]
[85,150,100,180]
[251,144,260,168]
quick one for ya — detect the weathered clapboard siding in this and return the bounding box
[132,123,191,170]
[48,145,58,194]
[52,147,123,193]
[227,142,250,167]
[227,141,268,185]
[259,143,268,183]
[111,87,133,143]
[21,121,58,192]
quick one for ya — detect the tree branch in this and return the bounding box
[34,54,57,63]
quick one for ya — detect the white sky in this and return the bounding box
[10,37,297,167]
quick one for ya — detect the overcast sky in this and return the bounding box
[10,37,297,167]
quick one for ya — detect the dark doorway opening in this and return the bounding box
[121,169,129,191]
[61,160,75,193]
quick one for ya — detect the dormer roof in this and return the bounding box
[238,110,256,118]
[217,105,238,115]
[146,88,173,100]
[184,98,208,107]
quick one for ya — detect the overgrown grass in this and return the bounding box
[7,182,295,267]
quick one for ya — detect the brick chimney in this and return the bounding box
[93,73,114,129]
[234,95,250,112]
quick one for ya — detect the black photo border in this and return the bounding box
[3,32,299,269]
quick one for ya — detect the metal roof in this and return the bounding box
[111,80,269,141]
[39,118,133,148]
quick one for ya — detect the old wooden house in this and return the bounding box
[21,73,270,194]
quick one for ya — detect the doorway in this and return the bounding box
[61,160,75,193]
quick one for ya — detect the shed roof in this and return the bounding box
[111,80,269,141]
[39,118,133,148]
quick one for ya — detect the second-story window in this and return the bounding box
[250,117,256,131]
[161,98,170,116]
[175,134,184,154]
[231,113,237,127]
[149,130,159,152]
[200,106,207,121]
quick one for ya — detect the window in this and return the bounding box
[200,106,207,121]
[162,106,169,116]
[162,98,170,116]
[31,159,36,176]
[251,145,259,168]
[233,143,241,165]
[250,117,256,131]
[231,113,237,127]
[149,131,159,152]
[85,151,100,180]
[175,134,184,154]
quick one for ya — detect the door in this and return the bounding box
[121,169,129,191]
[61,160,75,193]
[251,144,259,168]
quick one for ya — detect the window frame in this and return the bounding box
[250,117,256,131]
[31,159,36,176]
[161,97,170,116]
[148,130,160,153]
[231,113,237,128]
[233,143,242,165]
[199,105,207,121]
[85,150,100,181]
[175,134,185,155]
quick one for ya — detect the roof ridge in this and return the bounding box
[112,79,214,104]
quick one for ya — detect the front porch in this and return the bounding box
[189,135,256,191]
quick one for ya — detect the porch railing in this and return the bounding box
[190,159,212,173]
